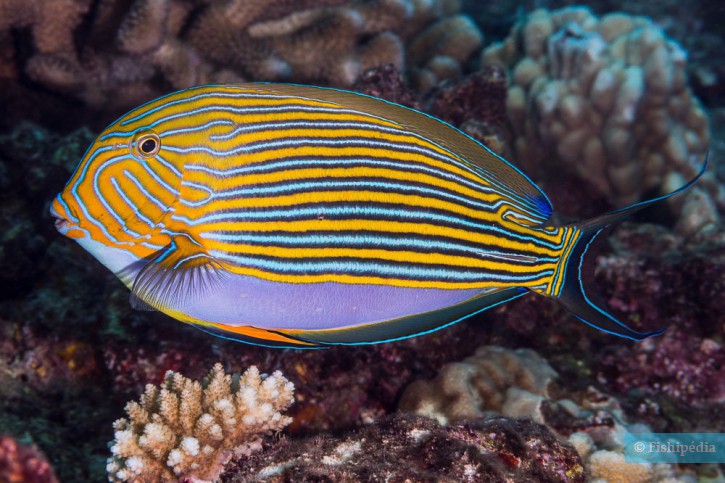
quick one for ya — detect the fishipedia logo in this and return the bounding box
[625,433,725,463]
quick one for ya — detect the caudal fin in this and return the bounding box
[554,155,708,341]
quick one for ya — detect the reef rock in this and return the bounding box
[221,413,585,482]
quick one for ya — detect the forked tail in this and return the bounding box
[552,155,708,341]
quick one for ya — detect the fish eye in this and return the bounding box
[130,130,161,159]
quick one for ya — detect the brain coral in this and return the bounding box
[107,363,295,482]
[482,6,719,214]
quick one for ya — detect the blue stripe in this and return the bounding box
[119,91,336,126]
[102,119,236,141]
[209,251,555,282]
[153,154,183,178]
[210,120,405,141]
[123,170,167,213]
[275,82,554,220]
[70,150,132,245]
[55,194,79,223]
[122,104,396,133]
[110,178,156,229]
[180,180,213,207]
[217,179,498,209]
[93,161,147,239]
[165,137,460,165]
[140,159,179,196]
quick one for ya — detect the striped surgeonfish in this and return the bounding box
[50,84,705,348]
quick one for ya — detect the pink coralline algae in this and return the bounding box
[590,224,725,405]
[596,331,725,405]
[0,435,58,483]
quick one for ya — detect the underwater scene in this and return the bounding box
[0,0,724,481]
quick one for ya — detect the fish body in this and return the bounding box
[50,84,703,347]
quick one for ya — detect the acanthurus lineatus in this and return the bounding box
[50,84,705,348]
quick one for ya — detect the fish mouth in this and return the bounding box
[51,212,69,232]
[49,196,72,233]
[53,215,67,231]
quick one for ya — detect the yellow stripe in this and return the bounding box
[219,263,553,290]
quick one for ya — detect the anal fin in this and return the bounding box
[193,323,321,349]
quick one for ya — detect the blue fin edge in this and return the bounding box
[556,154,708,341]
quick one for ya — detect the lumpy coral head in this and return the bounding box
[483,6,717,212]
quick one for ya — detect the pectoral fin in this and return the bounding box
[130,236,229,313]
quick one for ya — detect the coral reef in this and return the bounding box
[0,435,58,483]
[353,63,421,110]
[482,6,722,226]
[398,345,698,482]
[107,363,294,482]
[222,413,585,482]
[398,345,558,424]
[0,0,483,112]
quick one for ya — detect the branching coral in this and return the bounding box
[1,0,482,109]
[482,6,722,226]
[107,363,295,482]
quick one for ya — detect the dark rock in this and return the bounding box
[221,414,585,482]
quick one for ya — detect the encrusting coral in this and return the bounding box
[0,0,483,109]
[398,345,558,425]
[482,6,723,227]
[107,363,295,482]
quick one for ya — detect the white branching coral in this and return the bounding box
[107,364,295,482]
